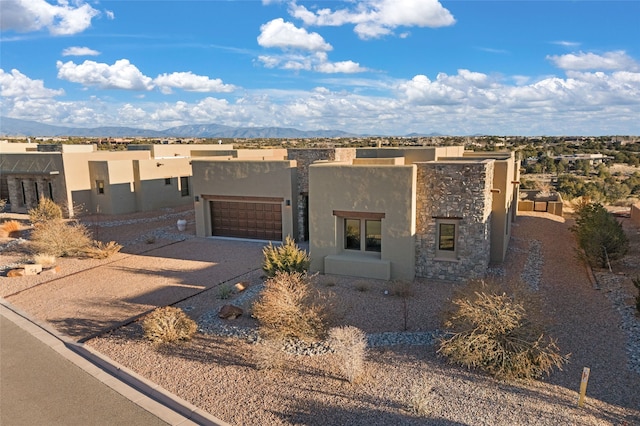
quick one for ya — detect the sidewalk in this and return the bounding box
[0,301,228,426]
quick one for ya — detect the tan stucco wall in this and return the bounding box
[191,159,297,240]
[308,163,416,280]
[133,158,193,211]
[0,142,36,153]
[129,144,234,158]
[89,160,136,215]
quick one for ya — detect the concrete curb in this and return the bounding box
[0,299,231,426]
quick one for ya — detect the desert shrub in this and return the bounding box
[0,220,22,238]
[0,199,6,212]
[406,376,434,416]
[29,220,92,257]
[354,281,370,292]
[33,254,56,267]
[142,306,197,344]
[437,291,568,381]
[253,338,287,371]
[262,236,310,277]
[571,201,628,268]
[29,197,63,224]
[252,271,332,342]
[328,326,367,384]
[217,284,233,300]
[81,240,122,259]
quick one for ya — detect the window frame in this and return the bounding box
[179,176,190,197]
[435,218,460,260]
[96,180,105,195]
[335,210,384,255]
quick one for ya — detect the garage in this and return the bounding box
[210,198,283,241]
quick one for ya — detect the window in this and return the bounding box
[436,219,459,260]
[180,176,190,196]
[164,177,172,185]
[48,181,54,200]
[96,180,105,194]
[344,218,382,253]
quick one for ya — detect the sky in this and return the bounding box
[1,0,639,137]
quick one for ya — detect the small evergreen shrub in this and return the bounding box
[328,326,367,384]
[29,197,63,224]
[262,236,310,277]
[0,220,22,238]
[438,291,568,381]
[217,284,233,300]
[571,201,629,268]
[142,306,197,344]
[252,271,332,342]
[29,220,92,257]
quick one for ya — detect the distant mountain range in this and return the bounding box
[0,117,359,139]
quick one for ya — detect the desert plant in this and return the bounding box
[0,220,22,238]
[328,326,367,384]
[29,220,92,257]
[33,254,56,267]
[81,240,122,259]
[28,197,63,224]
[252,271,332,342]
[354,281,370,292]
[142,306,197,344]
[391,280,414,331]
[0,199,6,212]
[406,376,434,416]
[633,277,640,314]
[571,201,628,268]
[217,284,233,300]
[253,338,287,371]
[438,291,568,381]
[262,235,310,277]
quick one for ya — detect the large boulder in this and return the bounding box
[218,304,243,320]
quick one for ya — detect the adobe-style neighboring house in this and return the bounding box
[0,142,233,216]
[191,147,520,281]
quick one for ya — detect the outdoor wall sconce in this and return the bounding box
[194,195,200,202]
[285,199,291,206]
[156,162,164,167]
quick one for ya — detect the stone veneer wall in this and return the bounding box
[415,161,494,281]
[287,148,356,241]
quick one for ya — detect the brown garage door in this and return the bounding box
[210,200,282,240]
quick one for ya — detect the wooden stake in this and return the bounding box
[578,367,590,407]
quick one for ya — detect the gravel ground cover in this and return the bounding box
[2,208,639,425]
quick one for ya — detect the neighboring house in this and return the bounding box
[0,142,232,216]
[191,147,520,281]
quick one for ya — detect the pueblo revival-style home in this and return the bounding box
[191,146,520,282]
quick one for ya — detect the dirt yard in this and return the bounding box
[1,208,639,425]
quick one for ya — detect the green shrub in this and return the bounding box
[217,284,233,300]
[29,197,63,223]
[437,291,568,381]
[571,202,629,268]
[252,271,332,342]
[142,306,197,344]
[328,326,367,384]
[262,236,310,277]
[29,220,92,257]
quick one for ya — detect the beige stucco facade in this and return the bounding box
[190,146,520,281]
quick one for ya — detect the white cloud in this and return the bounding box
[315,60,367,74]
[288,0,455,39]
[56,59,155,90]
[0,0,99,35]
[258,18,332,51]
[0,68,64,98]
[547,51,640,71]
[62,46,101,57]
[552,41,580,48]
[154,72,236,94]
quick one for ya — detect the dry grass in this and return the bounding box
[252,272,333,342]
[29,220,93,257]
[327,326,367,384]
[406,375,434,416]
[28,197,63,223]
[81,240,123,259]
[0,220,22,238]
[141,306,197,344]
[253,338,287,371]
[32,253,57,267]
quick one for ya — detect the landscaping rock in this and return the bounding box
[41,266,61,275]
[234,282,246,293]
[218,304,243,320]
[21,264,43,276]
[6,269,25,277]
